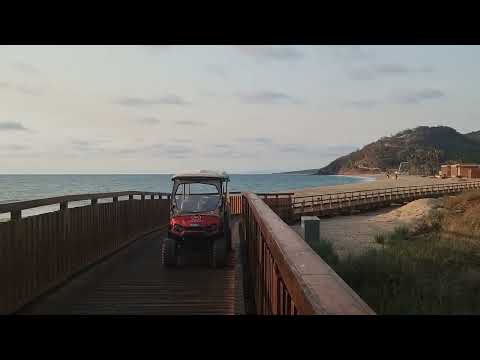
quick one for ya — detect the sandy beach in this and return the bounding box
[290,174,471,197]
[291,174,473,259]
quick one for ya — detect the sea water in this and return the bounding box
[0,174,372,219]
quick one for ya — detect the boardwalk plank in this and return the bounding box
[19,218,244,315]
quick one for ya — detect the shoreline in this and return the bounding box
[289,174,472,197]
[279,173,379,194]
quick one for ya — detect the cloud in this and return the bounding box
[152,144,193,158]
[274,143,359,157]
[120,143,194,158]
[0,144,30,151]
[138,117,161,124]
[201,149,257,159]
[175,120,206,126]
[72,140,90,147]
[0,82,43,96]
[11,62,40,74]
[239,91,302,104]
[317,144,359,157]
[0,121,28,131]
[234,137,273,144]
[142,45,174,50]
[393,89,446,104]
[118,148,140,155]
[70,140,105,154]
[278,144,303,153]
[213,144,232,149]
[205,64,227,77]
[343,89,444,109]
[169,138,192,143]
[329,45,375,61]
[114,94,189,107]
[348,64,434,80]
[235,46,304,60]
[16,85,43,96]
[343,99,381,109]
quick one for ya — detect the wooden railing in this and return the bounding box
[292,180,480,214]
[229,192,294,223]
[0,191,171,314]
[229,192,244,215]
[241,192,374,315]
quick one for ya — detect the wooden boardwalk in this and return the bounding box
[19,218,245,315]
[291,180,480,221]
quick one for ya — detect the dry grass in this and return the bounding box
[441,191,480,237]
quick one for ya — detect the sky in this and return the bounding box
[1,45,479,174]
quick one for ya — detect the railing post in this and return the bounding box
[60,201,69,277]
[60,201,68,211]
[10,210,21,221]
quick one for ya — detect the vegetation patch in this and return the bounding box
[308,191,480,314]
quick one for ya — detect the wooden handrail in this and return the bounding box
[0,192,170,314]
[292,180,480,200]
[241,192,374,315]
[292,181,480,206]
[0,191,171,215]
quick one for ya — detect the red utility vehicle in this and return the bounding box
[162,171,232,268]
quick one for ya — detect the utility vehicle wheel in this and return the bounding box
[162,238,177,267]
[210,238,227,268]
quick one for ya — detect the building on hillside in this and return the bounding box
[440,164,451,178]
[439,164,480,179]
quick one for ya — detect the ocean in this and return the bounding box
[0,174,370,204]
[0,174,371,220]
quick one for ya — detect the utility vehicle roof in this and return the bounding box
[171,170,229,181]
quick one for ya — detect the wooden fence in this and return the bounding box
[0,192,170,314]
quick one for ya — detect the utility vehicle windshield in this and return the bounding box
[173,182,221,214]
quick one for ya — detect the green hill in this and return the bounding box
[316,126,480,176]
[466,130,480,142]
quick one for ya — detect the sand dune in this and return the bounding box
[291,175,465,259]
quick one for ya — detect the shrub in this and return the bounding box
[374,233,386,245]
[388,225,410,242]
[308,238,339,267]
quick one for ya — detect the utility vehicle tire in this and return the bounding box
[162,238,177,267]
[210,238,227,268]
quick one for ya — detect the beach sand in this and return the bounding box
[290,174,464,259]
[292,208,396,258]
[290,174,469,197]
